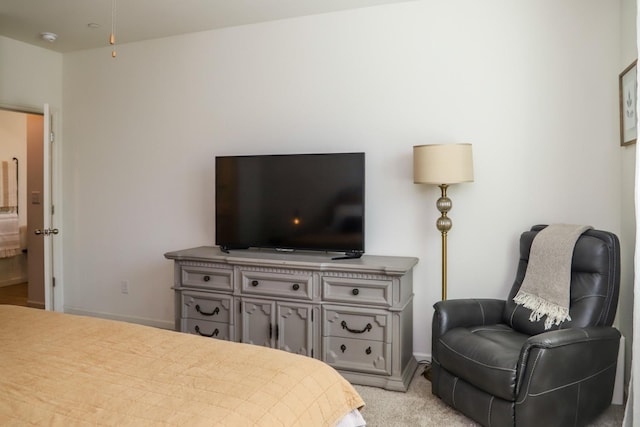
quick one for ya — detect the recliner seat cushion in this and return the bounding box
[437,324,529,401]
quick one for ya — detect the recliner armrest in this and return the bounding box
[522,326,620,352]
[432,298,505,339]
[515,326,621,425]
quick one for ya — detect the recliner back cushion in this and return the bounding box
[502,226,619,335]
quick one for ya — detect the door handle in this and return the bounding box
[34,228,59,236]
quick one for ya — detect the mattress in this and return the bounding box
[0,305,364,426]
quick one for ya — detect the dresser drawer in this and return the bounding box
[322,276,392,306]
[324,336,391,375]
[182,318,234,341]
[323,306,390,343]
[182,292,233,323]
[180,264,233,291]
[240,270,313,300]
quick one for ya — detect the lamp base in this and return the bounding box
[422,363,432,382]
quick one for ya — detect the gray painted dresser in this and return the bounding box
[165,247,418,391]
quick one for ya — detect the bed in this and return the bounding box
[0,305,365,426]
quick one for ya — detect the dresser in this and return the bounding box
[165,247,418,391]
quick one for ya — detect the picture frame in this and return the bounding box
[619,59,638,146]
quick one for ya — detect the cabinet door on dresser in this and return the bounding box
[240,298,274,348]
[240,298,315,357]
[276,302,316,357]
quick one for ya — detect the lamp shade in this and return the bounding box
[413,143,474,184]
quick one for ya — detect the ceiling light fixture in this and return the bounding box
[40,32,58,43]
[110,0,117,58]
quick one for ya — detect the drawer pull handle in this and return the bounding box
[194,325,219,337]
[203,275,211,282]
[292,283,300,291]
[352,288,359,296]
[251,280,259,287]
[195,305,220,316]
[340,344,347,353]
[365,346,372,355]
[341,320,372,334]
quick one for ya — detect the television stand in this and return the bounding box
[219,245,249,254]
[165,246,419,391]
[331,251,364,260]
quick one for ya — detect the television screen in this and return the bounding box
[215,152,365,255]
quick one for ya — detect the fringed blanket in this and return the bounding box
[513,224,592,329]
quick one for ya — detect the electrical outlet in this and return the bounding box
[120,280,129,294]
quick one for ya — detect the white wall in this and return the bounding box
[0,36,62,112]
[61,0,623,355]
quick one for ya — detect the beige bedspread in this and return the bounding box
[0,305,364,426]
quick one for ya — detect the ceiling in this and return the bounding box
[0,0,415,53]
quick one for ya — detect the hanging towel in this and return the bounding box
[0,160,20,258]
[513,224,592,329]
[0,160,17,212]
[0,212,20,258]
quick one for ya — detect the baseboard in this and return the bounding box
[27,300,45,309]
[63,306,174,330]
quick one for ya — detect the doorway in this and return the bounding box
[0,109,45,308]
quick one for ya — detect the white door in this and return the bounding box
[42,104,58,311]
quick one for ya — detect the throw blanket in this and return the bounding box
[513,224,592,329]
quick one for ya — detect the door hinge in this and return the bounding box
[50,131,55,143]
[52,277,56,287]
[311,311,314,322]
[51,205,55,215]
[311,348,314,358]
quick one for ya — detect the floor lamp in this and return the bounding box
[413,143,474,301]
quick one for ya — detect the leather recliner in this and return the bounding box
[431,225,621,427]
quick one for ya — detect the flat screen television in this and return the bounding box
[215,152,365,257]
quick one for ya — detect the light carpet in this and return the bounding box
[354,366,624,426]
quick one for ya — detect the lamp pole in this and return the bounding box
[436,184,452,300]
